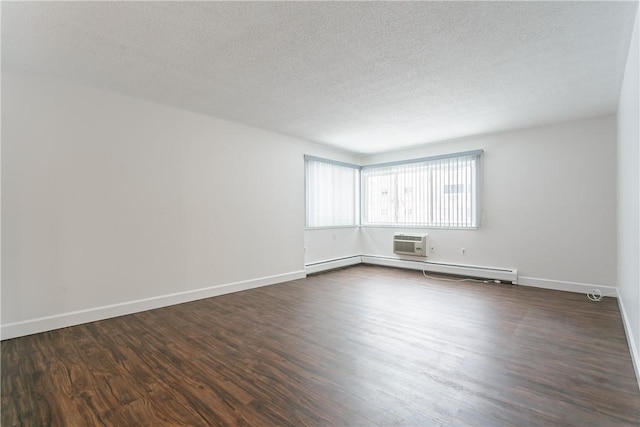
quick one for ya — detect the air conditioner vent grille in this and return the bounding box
[395,241,417,253]
[396,235,422,242]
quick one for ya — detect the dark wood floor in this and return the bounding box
[2,265,639,426]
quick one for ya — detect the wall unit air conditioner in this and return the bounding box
[393,233,428,257]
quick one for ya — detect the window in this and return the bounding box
[305,156,360,228]
[361,150,482,228]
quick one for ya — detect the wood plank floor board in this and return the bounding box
[2,265,639,426]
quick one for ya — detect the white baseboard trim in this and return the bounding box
[305,256,362,275]
[618,296,640,392]
[1,270,306,340]
[518,276,618,296]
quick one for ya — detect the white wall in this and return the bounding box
[617,7,640,385]
[304,227,361,265]
[2,71,307,336]
[359,115,618,290]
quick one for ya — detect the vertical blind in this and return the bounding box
[305,150,482,229]
[305,157,360,228]
[361,151,481,228]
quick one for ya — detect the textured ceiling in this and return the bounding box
[2,1,638,154]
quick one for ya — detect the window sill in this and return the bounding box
[361,225,478,230]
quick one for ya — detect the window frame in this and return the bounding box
[303,150,483,230]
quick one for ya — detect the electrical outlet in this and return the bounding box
[332,234,337,240]
[461,248,466,255]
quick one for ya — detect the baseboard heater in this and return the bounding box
[360,256,518,284]
[305,256,363,275]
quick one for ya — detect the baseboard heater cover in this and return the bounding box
[305,256,362,275]
[361,255,518,284]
